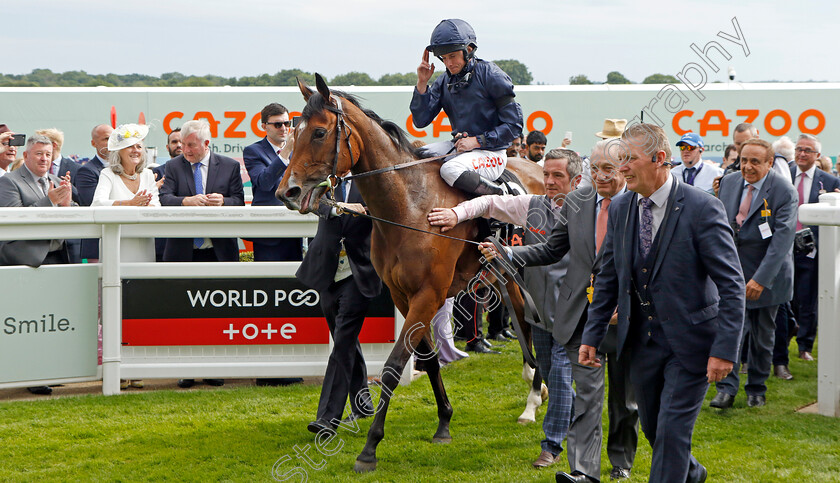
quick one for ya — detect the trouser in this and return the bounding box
[315,277,375,422]
[717,305,778,397]
[532,325,573,457]
[564,327,605,481]
[772,302,795,366]
[793,252,818,353]
[421,140,506,186]
[629,337,707,483]
[453,291,483,341]
[601,324,639,471]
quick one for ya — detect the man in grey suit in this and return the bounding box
[477,142,636,482]
[711,139,797,409]
[578,123,745,483]
[0,133,75,268]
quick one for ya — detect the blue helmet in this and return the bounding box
[427,19,477,60]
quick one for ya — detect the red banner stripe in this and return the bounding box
[122,317,395,346]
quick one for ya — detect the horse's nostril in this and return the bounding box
[284,186,301,199]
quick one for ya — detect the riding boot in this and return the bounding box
[452,171,503,196]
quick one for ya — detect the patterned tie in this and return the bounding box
[796,172,807,230]
[684,167,697,185]
[596,198,610,254]
[736,184,754,227]
[193,163,204,249]
[39,177,49,197]
[639,197,654,258]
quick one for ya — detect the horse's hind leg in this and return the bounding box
[416,335,453,443]
[354,300,439,473]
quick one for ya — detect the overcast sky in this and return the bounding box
[5,0,836,85]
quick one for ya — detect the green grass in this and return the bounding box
[0,340,838,482]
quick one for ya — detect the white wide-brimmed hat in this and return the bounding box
[108,123,149,151]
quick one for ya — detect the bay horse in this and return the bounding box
[277,74,545,472]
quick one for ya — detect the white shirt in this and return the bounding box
[637,174,675,242]
[671,160,722,195]
[794,163,817,202]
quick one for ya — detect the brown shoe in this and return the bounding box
[774,365,794,380]
[532,450,559,468]
[799,351,815,361]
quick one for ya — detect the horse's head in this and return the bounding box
[276,74,361,213]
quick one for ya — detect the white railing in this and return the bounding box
[799,192,840,417]
[0,206,409,395]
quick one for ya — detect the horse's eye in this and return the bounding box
[312,128,327,140]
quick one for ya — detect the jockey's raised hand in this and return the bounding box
[416,49,435,94]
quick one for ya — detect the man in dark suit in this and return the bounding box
[159,119,244,263]
[159,119,244,389]
[76,124,114,260]
[300,179,381,433]
[0,133,76,396]
[578,123,745,483]
[243,102,302,261]
[790,133,840,361]
[476,144,635,481]
[37,128,82,262]
[711,139,797,409]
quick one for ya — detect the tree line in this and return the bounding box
[0,60,533,88]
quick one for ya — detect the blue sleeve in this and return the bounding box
[159,161,183,206]
[479,63,523,149]
[410,77,445,128]
[243,143,287,195]
[582,202,620,348]
[75,165,99,207]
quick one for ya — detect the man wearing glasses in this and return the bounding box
[790,134,840,362]
[671,133,722,195]
[243,102,302,262]
[0,125,18,177]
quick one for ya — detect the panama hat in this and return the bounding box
[595,119,627,139]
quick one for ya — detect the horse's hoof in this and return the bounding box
[353,459,377,473]
[540,383,549,401]
[517,417,535,425]
[432,436,452,444]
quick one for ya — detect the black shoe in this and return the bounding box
[465,341,500,354]
[177,379,196,388]
[27,386,52,395]
[692,463,708,483]
[709,392,734,409]
[610,466,631,480]
[501,329,516,339]
[203,379,225,387]
[774,365,794,380]
[452,171,504,196]
[556,471,597,483]
[747,394,766,407]
[488,332,509,342]
[307,418,337,434]
[256,378,303,386]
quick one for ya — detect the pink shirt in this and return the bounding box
[452,194,539,226]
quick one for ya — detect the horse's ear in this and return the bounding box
[297,77,313,101]
[315,73,332,104]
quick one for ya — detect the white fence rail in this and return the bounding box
[799,192,840,417]
[0,206,409,395]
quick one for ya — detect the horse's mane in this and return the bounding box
[302,90,422,159]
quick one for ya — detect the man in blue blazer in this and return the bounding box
[712,139,797,409]
[159,120,244,262]
[75,124,114,260]
[579,123,745,483]
[242,103,302,261]
[790,133,840,360]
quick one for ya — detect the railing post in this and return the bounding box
[817,193,840,416]
[101,223,122,395]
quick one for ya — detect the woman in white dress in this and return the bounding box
[92,124,159,390]
[92,123,160,264]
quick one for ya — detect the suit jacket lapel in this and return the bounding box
[21,168,44,199]
[620,192,637,278]
[747,171,774,221]
[810,170,822,203]
[582,194,596,265]
[206,153,218,194]
[651,183,684,281]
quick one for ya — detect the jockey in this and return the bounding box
[411,19,524,196]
